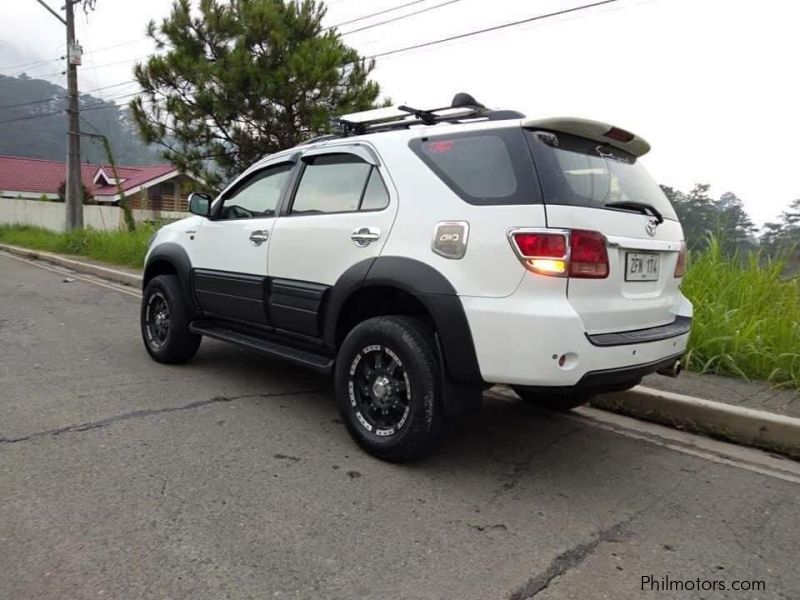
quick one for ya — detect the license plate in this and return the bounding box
[625,252,660,281]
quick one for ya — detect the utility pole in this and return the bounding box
[34,0,83,230]
[65,0,83,230]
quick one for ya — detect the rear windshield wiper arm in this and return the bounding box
[604,201,663,224]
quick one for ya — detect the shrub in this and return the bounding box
[682,235,800,388]
[0,224,156,268]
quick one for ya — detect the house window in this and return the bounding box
[147,184,164,202]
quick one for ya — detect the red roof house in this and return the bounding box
[0,155,197,211]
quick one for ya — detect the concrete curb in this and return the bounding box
[4,242,798,459]
[590,386,800,460]
[0,243,142,288]
[492,384,800,459]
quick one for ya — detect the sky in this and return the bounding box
[1,0,798,227]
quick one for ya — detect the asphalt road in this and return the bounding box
[1,251,799,600]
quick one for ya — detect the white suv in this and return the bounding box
[141,94,692,461]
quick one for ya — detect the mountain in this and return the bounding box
[0,74,160,165]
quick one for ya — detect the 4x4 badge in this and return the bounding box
[645,218,658,237]
[432,221,469,259]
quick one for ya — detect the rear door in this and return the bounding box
[527,130,685,333]
[267,145,398,337]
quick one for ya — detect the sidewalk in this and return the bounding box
[0,243,141,287]
[643,370,800,419]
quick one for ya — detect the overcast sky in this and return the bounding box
[1,0,797,226]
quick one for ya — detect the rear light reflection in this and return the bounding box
[511,229,609,279]
[674,242,687,278]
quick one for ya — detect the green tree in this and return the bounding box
[130,0,382,189]
[662,184,758,253]
[57,180,94,204]
[761,199,800,266]
[663,183,718,250]
[716,191,757,253]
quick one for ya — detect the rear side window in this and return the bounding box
[527,130,678,221]
[409,128,541,205]
[360,168,390,211]
[291,154,388,214]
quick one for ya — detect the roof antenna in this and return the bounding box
[451,92,485,109]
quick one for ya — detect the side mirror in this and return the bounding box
[188,192,212,217]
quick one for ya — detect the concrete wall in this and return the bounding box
[0,198,185,232]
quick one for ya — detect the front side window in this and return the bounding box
[291,154,388,214]
[219,163,292,220]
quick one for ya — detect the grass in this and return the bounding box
[0,224,157,268]
[682,236,800,389]
[1,225,798,389]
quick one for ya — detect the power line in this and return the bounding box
[0,79,138,110]
[23,55,138,79]
[0,36,150,74]
[0,56,61,73]
[82,36,150,56]
[340,0,462,36]
[329,0,428,29]
[3,1,629,122]
[363,0,622,61]
[0,90,140,124]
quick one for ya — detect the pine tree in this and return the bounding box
[130,0,382,189]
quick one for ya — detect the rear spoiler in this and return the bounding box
[521,117,651,157]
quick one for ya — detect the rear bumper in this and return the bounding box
[586,316,692,347]
[514,352,684,395]
[460,276,692,387]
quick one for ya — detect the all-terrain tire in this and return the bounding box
[140,274,201,364]
[335,316,443,462]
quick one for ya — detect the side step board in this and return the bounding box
[190,321,334,374]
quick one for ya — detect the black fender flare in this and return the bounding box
[143,243,195,310]
[324,256,483,387]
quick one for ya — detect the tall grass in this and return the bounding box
[682,235,800,388]
[0,224,157,268]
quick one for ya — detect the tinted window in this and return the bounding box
[409,128,541,205]
[360,168,390,211]
[527,130,678,221]
[220,163,291,219]
[292,154,372,214]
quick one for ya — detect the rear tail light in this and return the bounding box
[510,229,609,279]
[674,242,687,278]
[569,229,609,279]
[511,232,568,276]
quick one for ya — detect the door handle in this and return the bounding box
[351,227,380,247]
[249,230,269,246]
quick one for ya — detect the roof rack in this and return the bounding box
[333,93,525,137]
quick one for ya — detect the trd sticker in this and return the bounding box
[426,140,454,153]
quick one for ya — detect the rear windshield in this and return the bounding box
[409,128,541,205]
[526,130,678,221]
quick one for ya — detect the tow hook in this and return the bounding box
[657,360,682,378]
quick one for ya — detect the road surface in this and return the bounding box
[1,251,798,600]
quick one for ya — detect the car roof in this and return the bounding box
[251,114,650,170]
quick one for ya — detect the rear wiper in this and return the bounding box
[604,201,663,224]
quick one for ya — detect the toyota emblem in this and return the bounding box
[645,218,658,237]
